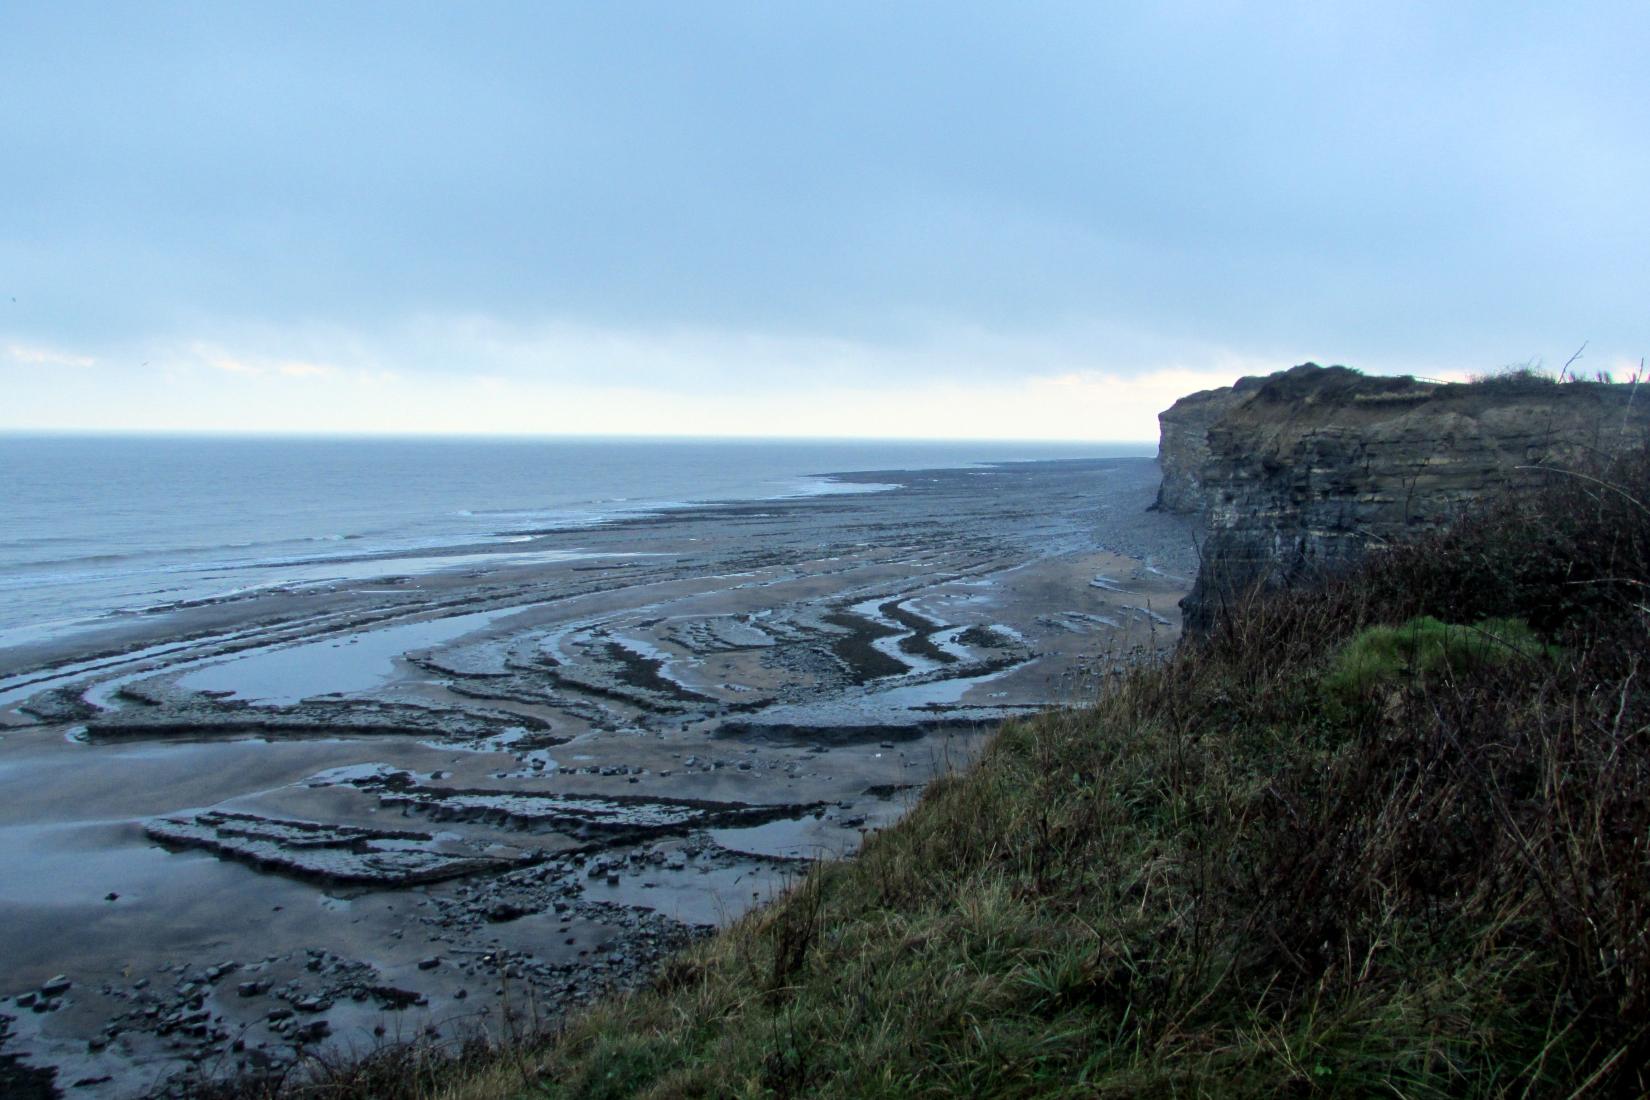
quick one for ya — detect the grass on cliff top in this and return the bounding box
[251,450,1650,1100]
[1319,614,1559,703]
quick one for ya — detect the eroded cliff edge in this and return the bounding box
[1159,363,1649,631]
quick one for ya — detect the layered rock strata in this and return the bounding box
[1159,363,1649,631]
[1152,375,1262,513]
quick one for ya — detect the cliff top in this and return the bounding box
[1171,360,1642,413]
[1162,362,1646,445]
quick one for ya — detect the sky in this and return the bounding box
[2,2,1646,441]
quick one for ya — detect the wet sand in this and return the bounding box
[0,457,1193,1097]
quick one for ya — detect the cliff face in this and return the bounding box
[1160,363,1650,631]
[1152,378,1258,513]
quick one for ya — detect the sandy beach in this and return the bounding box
[0,456,1192,1097]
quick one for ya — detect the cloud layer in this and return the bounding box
[2,3,1645,436]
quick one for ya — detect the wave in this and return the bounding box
[777,476,904,498]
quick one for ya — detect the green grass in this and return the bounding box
[229,449,1650,1099]
[1321,614,1559,702]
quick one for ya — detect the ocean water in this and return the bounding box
[0,435,1147,647]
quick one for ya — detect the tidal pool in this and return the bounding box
[176,607,514,704]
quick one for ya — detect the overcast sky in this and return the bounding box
[2,2,1646,440]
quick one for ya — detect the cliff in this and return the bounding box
[1160,363,1650,630]
[1152,375,1264,513]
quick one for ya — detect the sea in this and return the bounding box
[0,435,1148,649]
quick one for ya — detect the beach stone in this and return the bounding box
[41,975,72,996]
[293,1020,331,1043]
[486,901,532,922]
[368,986,422,1009]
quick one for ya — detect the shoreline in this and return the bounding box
[0,437,1150,655]
[0,456,1192,1097]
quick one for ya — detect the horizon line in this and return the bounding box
[0,427,1158,448]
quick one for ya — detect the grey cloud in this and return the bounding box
[1,2,1645,378]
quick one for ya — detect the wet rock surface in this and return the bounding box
[0,1013,57,1099]
[0,457,1192,1096]
[143,812,521,887]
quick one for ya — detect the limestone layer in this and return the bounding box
[1158,363,1649,630]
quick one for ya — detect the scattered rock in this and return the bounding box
[292,1020,331,1044]
[486,901,534,923]
[366,986,423,1010]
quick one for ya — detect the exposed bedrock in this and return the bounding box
[1158,363,1650,631]
[356,778,824,842]
[1152,375,1263,514]
[82,694,553,743]
[143,811,522,886]
[714,718,978,745]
